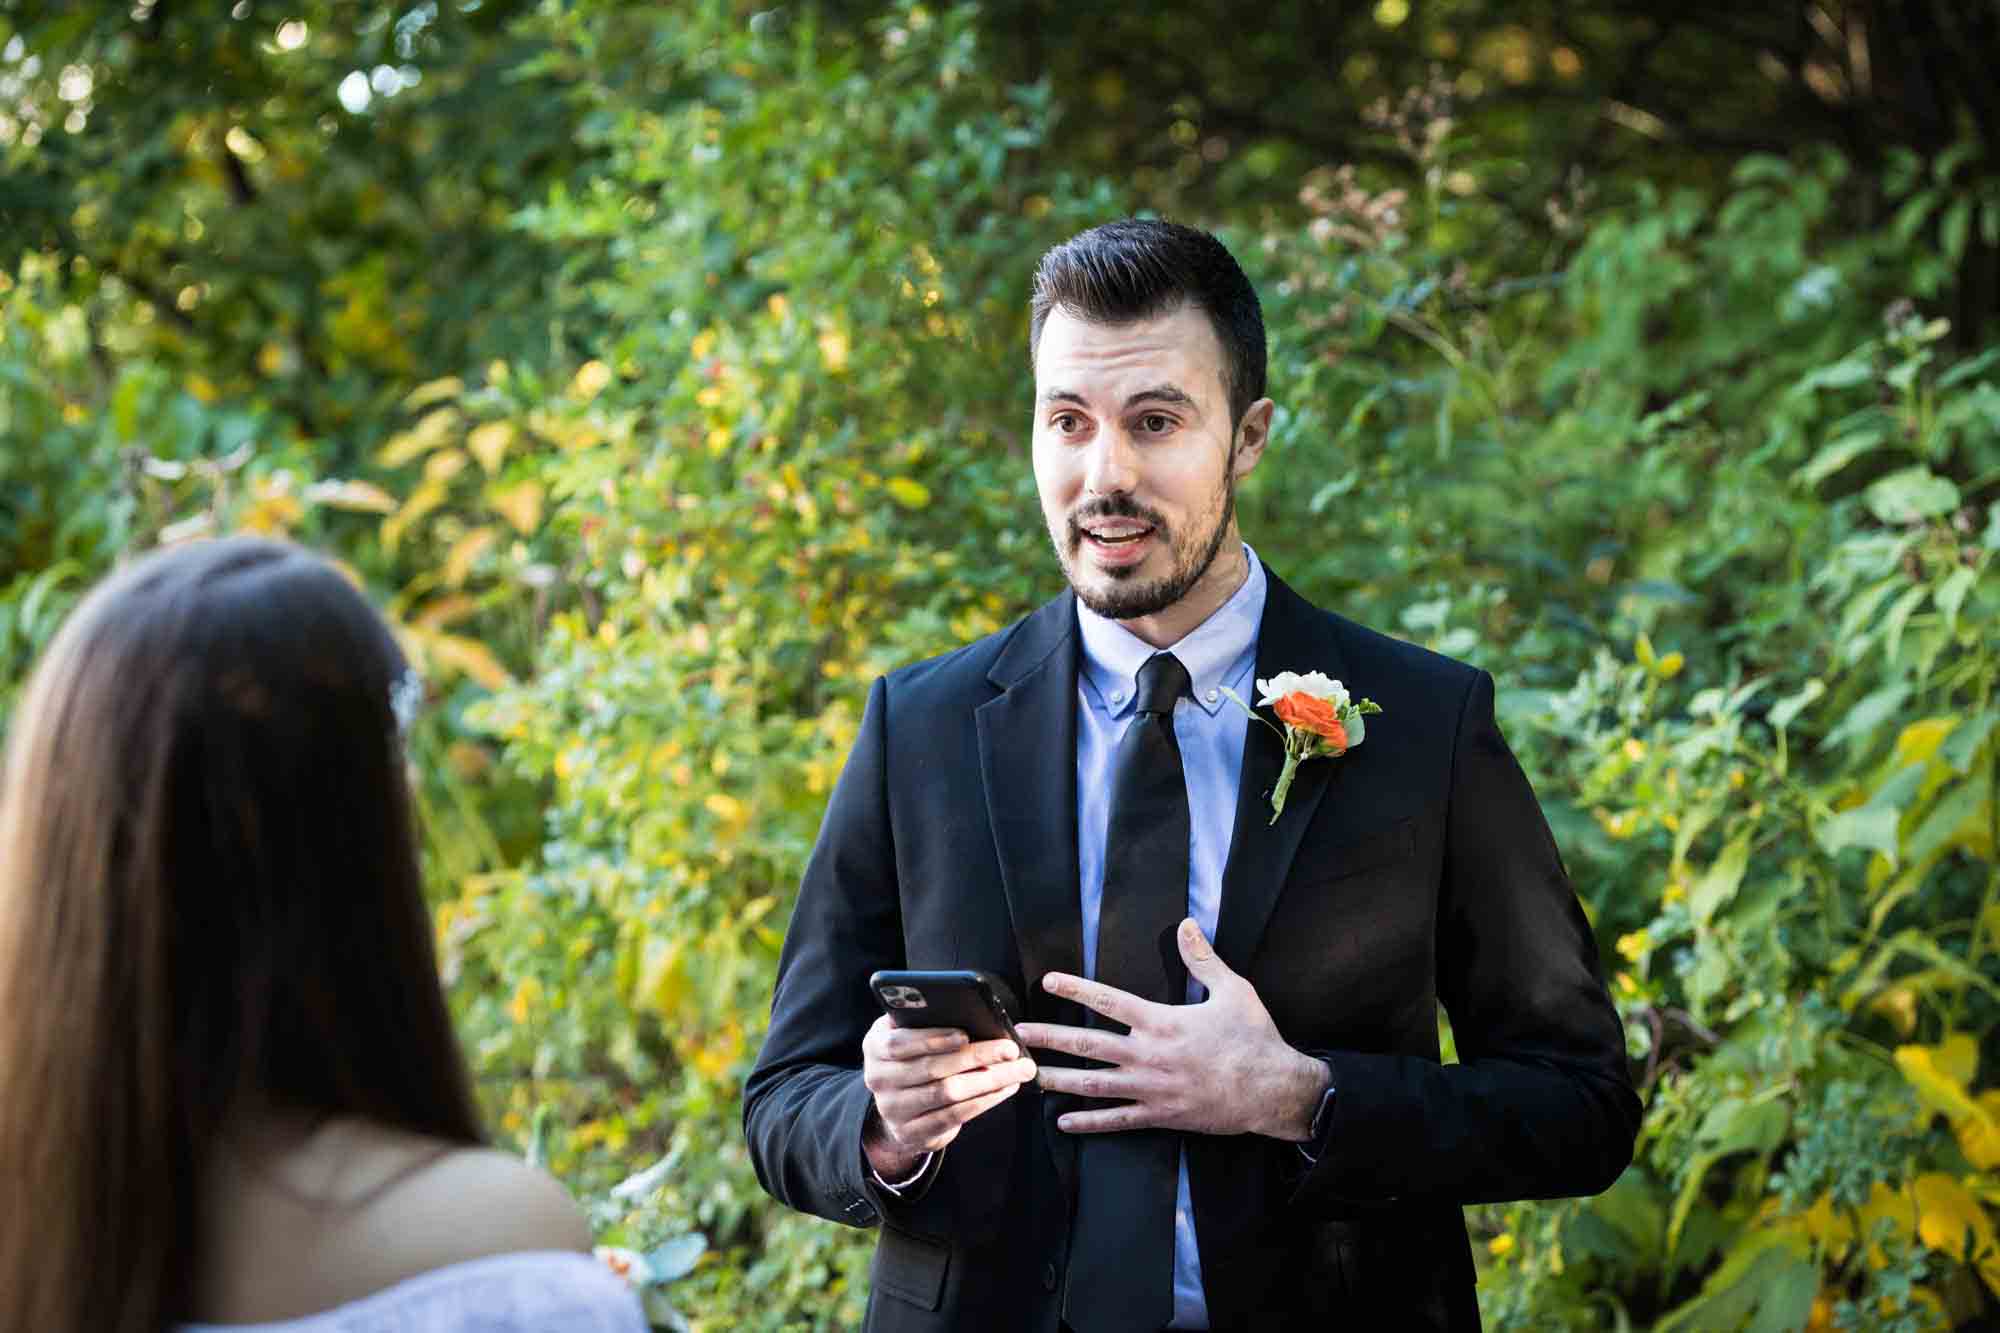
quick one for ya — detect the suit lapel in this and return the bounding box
[976,591,1085,1020]
[1212,571,1352,970]
[975,591,1086,1199]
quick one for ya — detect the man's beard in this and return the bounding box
[1053,463,1236,622]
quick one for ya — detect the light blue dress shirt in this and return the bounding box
[1073,545,1266,1332]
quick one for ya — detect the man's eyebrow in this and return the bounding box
[1123,384,1196,410]
[1034,385,1200,410]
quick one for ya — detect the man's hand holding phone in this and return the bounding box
[859,1016,1038,1180]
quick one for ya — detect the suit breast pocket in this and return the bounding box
[1296,815,1416,888]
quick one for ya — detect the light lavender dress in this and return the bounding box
[175,1251,649,1333]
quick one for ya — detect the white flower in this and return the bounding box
[1255,671,1349,710]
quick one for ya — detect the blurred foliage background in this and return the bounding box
[3,1,1999,1327]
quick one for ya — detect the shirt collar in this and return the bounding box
[1076,544,1267,718]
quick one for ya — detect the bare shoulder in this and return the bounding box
[195,1116,596,1323]
[359,1138,593,1264]
[396,1143,594,1254]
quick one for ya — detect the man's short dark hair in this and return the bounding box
[1029,218,1267,428]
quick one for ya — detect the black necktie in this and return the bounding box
[1065,652,1190,1333]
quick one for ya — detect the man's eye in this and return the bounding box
[1052,413,1081,433]
[1140,413,1172,433]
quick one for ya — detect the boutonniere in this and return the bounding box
[1223,671,1382,824]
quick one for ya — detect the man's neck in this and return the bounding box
[1117,537,1250,649]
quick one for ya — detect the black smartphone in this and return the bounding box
[868,969,1023,1045]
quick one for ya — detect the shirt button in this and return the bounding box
[1111,689,1126,704]
[1043,1261,1058,1291]
[1205,688,1219,703]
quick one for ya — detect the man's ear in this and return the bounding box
[1232,398,1276,477]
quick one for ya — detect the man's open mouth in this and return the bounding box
[1078,521,1155,547]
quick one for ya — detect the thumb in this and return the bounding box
[1177,917,1236,990]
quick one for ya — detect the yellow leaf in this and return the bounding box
[425,632,514,690]
[1869,985,1919,1037]
[1894,717,1958,769]
[1895,1040,1984,1125]
[1912,1173,2000,1295]
[423,449,468,485]
[239,493,304,535]
[1934,1032,1979,1086]
[1634,632,1656,667]
[1954,1091,2000,1170]
[637,939,688,1018]
[466,420,515,474]
[1656,651,1685,678]
[817,323,851,373]
[704,792,745,823]
[401,375,463,411]
[489,481,544,535]
[413,594,478,631]
[444,526,498,587]
[380,480,447,553]
[569,359,612,402]
[376,407,460,467]
[507,975,543,1025]
[303,478,397,513]
[187,373,218,404]
[886,476,931,509]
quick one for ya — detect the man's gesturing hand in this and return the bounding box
[1018,918,1331,1141]
[859,1015,1038,1180]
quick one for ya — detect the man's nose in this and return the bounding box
[1083,430,1139,496]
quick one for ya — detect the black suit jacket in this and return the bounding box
[744,570,1641,1331]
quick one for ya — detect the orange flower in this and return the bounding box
[1274,691,1348,747]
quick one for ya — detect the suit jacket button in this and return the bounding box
[1043,1261,1058,1291]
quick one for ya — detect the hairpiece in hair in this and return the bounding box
[389,668,425,737]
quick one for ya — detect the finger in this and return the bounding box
[1034,1065,1142,1101]
[873,1025,970,1061]
[876,1054,1036,1122]
[1015,1022,1134,1065]
[1055,1102,1158,1134]
[1176,917,1237,994]
[894,1080,1026,1150]
[1040,972,1155,1029]
[866,1042,1022,1093]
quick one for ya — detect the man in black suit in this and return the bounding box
[743,219,1640,1331]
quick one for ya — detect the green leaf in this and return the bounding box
[1942,197,1974,261]
[1904,777,1986,869]
[1864,466,1960,524]
[1795,428,1886,488]
[1697,1093,1790,1157]
[1691,832,1752,928]
[1821,682,1910,753]
[1588,1169,1665,1261]
[1942,710,1998,773]
[1655,1231,1816,1333]
[1837,578,1904,648]
[1882,581,1930,661]
[1797,353,1872,393]
[1935,565,1976,629]
[1816,805,1901,861]
[1768,678,1824,732]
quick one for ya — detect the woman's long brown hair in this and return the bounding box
[0,537,483,1333]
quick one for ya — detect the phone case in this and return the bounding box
[868,969,1022,1043]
